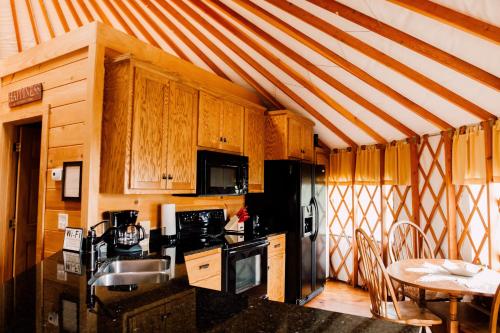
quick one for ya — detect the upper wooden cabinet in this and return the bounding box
[198,92,244,154]
[244,108,265,193]
[265,110,315,161]
[100,58,198,194]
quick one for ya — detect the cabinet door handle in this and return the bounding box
[223,137,227,143]
[274,244,280,248]
[162,173,167,180]
[167,174,173,180]
[220,137,223,142]
[199,263,209,270]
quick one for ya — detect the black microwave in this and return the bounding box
[197,151,248,196]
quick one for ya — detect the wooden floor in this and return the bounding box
[305,280,372,318]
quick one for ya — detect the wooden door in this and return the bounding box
[221,101,244,153]
[268,253,285,302]
[166,82,198,192]
[287,117,303,159]
[244,108,264,192]
[129,68,169,190]
[198,92,222,150]
[14,124,41,276]
[301,124,314,161]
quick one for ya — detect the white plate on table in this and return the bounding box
[442,260,482,277]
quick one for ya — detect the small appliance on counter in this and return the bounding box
[102,210,145,255]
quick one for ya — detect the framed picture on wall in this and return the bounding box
[62,161,82,201]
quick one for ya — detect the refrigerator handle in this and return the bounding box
[311,197,319,241]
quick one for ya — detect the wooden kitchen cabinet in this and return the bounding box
[100,57,198,194]
[198,92,244,153]
[265,110,315,161]
[244,107,265,192]
[184,247,221,291]
[267,234,286,302]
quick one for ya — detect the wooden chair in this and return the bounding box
[426,284,500,333]
[388,221,449,303]
[355,228,442,331]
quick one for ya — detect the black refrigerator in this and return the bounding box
[246,160,327,305]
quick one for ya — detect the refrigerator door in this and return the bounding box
[299,162,315,302]
[314,164,328,288]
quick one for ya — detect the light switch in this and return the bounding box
[58,213,68,230]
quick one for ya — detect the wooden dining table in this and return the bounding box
[387,258,499,333]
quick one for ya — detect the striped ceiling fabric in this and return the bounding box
[0,0,498,148]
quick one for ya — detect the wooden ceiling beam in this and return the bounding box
[76,0,94,22]
[88,0,113,26]
[171,0,356,147]
[155,0,283,110]
[38,0,55,38]
[126,0,190,61]
[25,0,40,44]
[52,0,70,33]
[102,0,137,37]
[195,1,385,143]
[10,0,22,51]
[388,0,500,45]
[143,0,230,80]
[234,0,452,130]
[65,0,83,27]
[113,0,160,48]
[209,0,416,138]
[310,0,500,91]
[269,0,495,121]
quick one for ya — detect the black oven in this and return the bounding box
[222,239,269,298]
[197,150,248,196]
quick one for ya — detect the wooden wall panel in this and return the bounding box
[44,210,81,231]
[48,101,86,128]
[47,145,84,168]
[48,122,85,148]
[98,194,245,229]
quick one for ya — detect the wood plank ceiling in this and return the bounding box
[0,0,498,148]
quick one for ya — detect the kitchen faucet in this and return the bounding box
[87,220,115,272]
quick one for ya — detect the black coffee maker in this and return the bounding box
[103,210,145,255]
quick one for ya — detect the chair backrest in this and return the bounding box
[355,228,402,320]
[491,284,500,333]
[388,221,434,263]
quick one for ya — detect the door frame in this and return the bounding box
[0,107,48,281]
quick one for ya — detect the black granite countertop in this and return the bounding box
[0,238,418,333]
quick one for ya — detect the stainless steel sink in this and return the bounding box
[89,258,171,287]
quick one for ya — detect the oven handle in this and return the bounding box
[228,241,269,255]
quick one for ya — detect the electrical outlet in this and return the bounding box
[58,213,68,230]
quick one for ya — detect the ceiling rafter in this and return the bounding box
[10,0,22,51]
[114,0,160,48]
[143,0,230,80]
[126,0,190,61]
[196,1,385,143]
[233,0,452,130]
[170,0,357,147]
[25,0,40,44]
[102,0,137,37]
[208,0,416,138]
[310,0,500,91]
[76,0,94,22]
[388,0,500,45]
[88,0,113,26]
[65,0,83,27]
[155,0,283,110]
[38,0,55,38]
[52,0,70,32]
[269,0,495,121]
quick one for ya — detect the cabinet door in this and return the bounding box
[166,82,198,192]
[301,124,314,161]
[244,108,264,192]
[221,101,244,153]
[268,253,285,302]
[129,68,169,190]
[198,92,222,149]
[287,117,303,159]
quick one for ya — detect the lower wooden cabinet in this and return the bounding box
[184,247,221,291]
[267,234,286,302]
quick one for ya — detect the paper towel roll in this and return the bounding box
[161,204,176,236]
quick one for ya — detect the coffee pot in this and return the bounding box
[103,210,145,254]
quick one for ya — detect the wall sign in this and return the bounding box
[63,227,83,253]
[62,161,82,201]
[8,83,43,107]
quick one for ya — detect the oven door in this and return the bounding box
[225,242,268,296]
